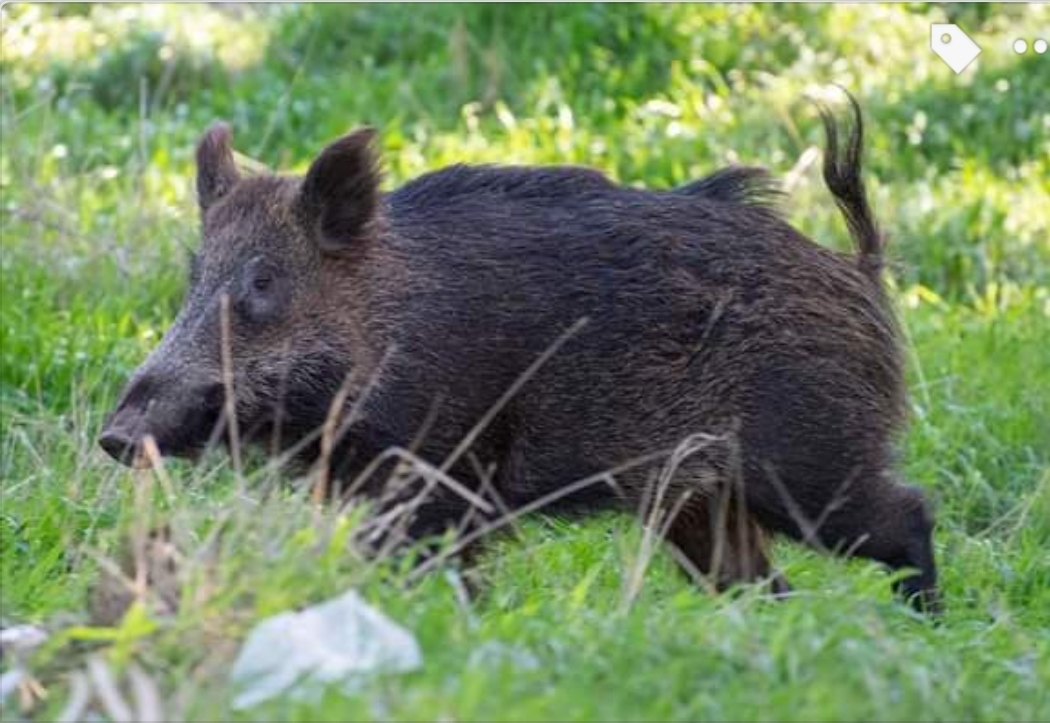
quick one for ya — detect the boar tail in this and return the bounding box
[818,91,884,283]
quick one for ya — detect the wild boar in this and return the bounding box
[99,94,939,612]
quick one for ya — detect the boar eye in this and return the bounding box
[245,262,278,297]
[251,272,274,293]
[236,259,287,325]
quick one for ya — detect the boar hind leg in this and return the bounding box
[664,497,789,596]
[808,478,939,614]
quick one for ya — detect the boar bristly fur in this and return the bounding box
[100,93,939,612]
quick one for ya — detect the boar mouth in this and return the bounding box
[99,383,226,467]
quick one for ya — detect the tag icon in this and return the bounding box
[931,24,982,74]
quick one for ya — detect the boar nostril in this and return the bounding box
[99,429,139,466]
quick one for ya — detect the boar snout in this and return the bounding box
[99,367,225,466]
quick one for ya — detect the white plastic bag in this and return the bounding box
[230,589,422,709]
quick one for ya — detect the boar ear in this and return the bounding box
[196,122,239,212]
[297,127,381,253]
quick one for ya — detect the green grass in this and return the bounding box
[2,3,1049,721]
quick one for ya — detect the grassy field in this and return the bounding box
[1,3,1049,721]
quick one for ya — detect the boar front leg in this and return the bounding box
[352,467,494,581]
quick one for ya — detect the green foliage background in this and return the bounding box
[1,4,1048,721]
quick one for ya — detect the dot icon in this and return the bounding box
[1035,39,1048,55]
[1013,39,1028,54]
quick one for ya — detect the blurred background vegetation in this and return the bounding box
[1,5,1048,720]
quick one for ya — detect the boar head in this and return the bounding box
[99,123,382,466]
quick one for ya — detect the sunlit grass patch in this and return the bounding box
[1,4,269,106]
